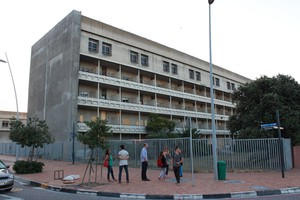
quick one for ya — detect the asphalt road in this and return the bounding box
[1,179,300,200]
[0,180,120,200]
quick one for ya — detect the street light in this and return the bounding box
[0,52,20,161]
[208,0,218,180]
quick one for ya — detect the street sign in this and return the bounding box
[260,123,276,129]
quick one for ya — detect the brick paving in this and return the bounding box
[1,155,300,196]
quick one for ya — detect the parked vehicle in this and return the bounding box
[0,160,14,192]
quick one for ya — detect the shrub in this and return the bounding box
[13,160,45,174]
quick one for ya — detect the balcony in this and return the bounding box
[78,71,235,110]
[77,96,228,121]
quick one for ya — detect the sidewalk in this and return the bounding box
[1,155,300,199]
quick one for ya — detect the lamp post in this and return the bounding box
[208,0,218,180]
[0,52,20,161]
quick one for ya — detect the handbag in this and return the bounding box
[103,159,109,168]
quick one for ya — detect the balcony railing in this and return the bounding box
[77,96,229,121]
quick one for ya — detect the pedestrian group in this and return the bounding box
[103,143,183,186]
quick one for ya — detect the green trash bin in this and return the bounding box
[217,160,226,180]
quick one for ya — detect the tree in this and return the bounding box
[9,116,54,162]
[77,117,112,185]
[228,74,300,145]
[177,127,202,138]
[77,117,112,159]
[146,114,175,138]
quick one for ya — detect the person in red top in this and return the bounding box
[158,151,167,180]
[104,149,116,182]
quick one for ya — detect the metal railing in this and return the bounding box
[0,138,292,171]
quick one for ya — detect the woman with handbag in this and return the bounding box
[104,149,116,182]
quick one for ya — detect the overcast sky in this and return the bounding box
[1,0,299,113]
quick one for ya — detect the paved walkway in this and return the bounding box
[1,155,300,199]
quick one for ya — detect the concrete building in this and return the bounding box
[28,10,251,142]
[0,111,27,143]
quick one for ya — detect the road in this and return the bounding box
[0,179,120,200]
[1,179,300,200]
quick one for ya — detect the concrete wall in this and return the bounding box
[28,10,81,141]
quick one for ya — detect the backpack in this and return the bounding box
[157,156,163,167]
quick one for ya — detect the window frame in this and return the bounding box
[2,121,9,128]
[227,81,231,90]
[102,42,112,56]
[130,51,139,64]
[189,69,194,79]
[215,77,220,87]
[171,64,178,74]
[231,83,236,90]
[88,38,99,53]
[141,54,149,66]
[163,61,170,72]
[196,71,201,81]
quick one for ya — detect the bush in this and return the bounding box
[13,160,45,174]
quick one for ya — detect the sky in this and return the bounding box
[0,0,299,113]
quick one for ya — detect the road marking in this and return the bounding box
[0,194,23,200]
[11,188,23,192]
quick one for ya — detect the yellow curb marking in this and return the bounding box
[41,183,49,188]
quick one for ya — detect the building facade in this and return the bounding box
[28,10,251,142]
[0,111,27,143]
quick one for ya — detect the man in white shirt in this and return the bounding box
[118,144,129,183]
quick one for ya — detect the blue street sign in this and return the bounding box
[260,123,277,129]
[260,123,277,127]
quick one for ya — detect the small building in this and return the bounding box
[0,110,27,143]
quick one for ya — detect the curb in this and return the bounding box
[15,176,300,199]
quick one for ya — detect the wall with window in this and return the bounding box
[75,13,252,138]
[0,111,27,143]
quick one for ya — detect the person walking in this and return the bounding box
[163,146,170,176]
[172,146,183,186]
[158,151,167,180]
[118,144,129,183]
[140,143,150,181]
[104,149,116,182]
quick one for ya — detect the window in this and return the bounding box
[163,61,170,72]
[213,77,220,86]
[130,51,138,63]
[227,82,231,90]
[100,89,107,99]
[189,69,194,79]
[79,91,89,97]
[88,38,99,52]
[2,121,9,128]
[171,64,178,74]
[102,42,112,56]
[216,78,220,87]
[141,54,148,66]
[231,83,236,90]
[196,71,201,81]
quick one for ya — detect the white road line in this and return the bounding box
[0,194,24,200]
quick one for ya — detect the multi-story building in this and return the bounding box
[0,111,27,143]
[28,10,251,142]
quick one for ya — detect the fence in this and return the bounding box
[0,138,292,172]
